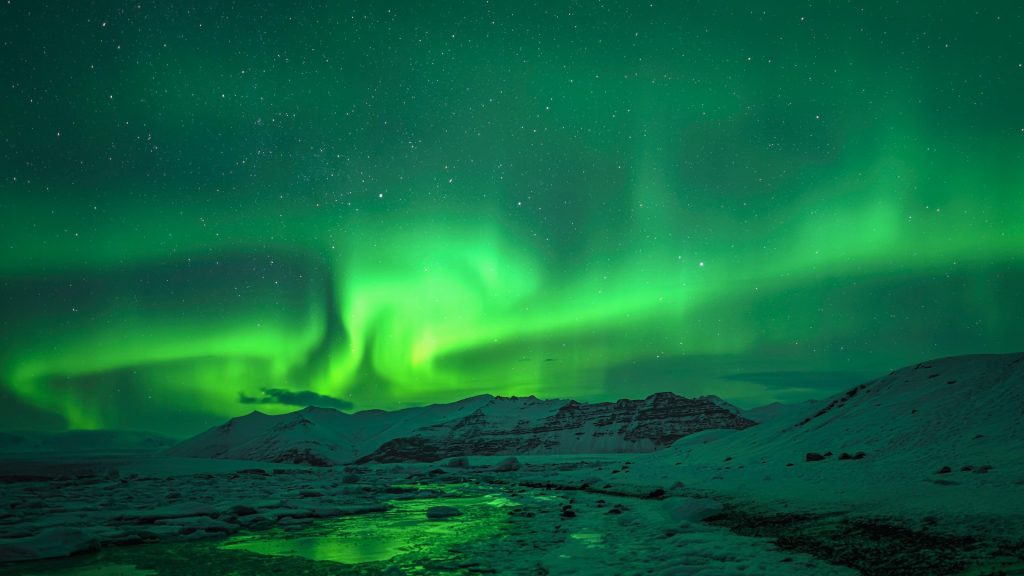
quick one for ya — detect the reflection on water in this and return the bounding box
[569,533,604,548]
[221,532,401,564]
[219,488,517,565]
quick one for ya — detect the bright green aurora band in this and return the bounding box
[1,2,1022,435]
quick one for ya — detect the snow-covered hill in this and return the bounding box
[630,352,1024,519]
[168,392,755,465]
[673,353,1024,466]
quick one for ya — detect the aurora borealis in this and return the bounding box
[1,2,1022,436]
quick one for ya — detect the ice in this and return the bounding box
[0,527,99,562]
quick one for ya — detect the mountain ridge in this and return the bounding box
[168,391,755,466]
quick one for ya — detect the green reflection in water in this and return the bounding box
[220,489,517,565]
[569,533,605,549]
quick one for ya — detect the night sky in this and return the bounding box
[2,2,1022,436]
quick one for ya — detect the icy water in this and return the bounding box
[219,489,518,564]
[7,484,531,576]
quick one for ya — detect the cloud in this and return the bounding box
[239,388,353,411]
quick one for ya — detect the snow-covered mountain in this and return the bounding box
[168,392,755,465]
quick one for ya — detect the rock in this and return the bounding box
[937,466,952,474]
[852,451,866,460]
[446,456,470,468]
[426,506,462,519]
[492,457,521,472]
[838,452,852,460]
[646,488,666,499]
[805,452,825,462]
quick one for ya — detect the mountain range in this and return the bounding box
[167,392,756,465]
[168,351,1024,474]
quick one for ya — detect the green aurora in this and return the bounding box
[1,2,1022,435]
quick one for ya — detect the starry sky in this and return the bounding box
[2,2,1022,436]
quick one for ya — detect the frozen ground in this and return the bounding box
[0,453,1021,575]
[0,456,858,575]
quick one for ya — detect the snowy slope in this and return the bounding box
[630,352,1024,520]
[740,400,820,423]
[674,353,1024,466]
[169,392,755,465]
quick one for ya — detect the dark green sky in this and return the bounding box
[2,1,1022,436]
